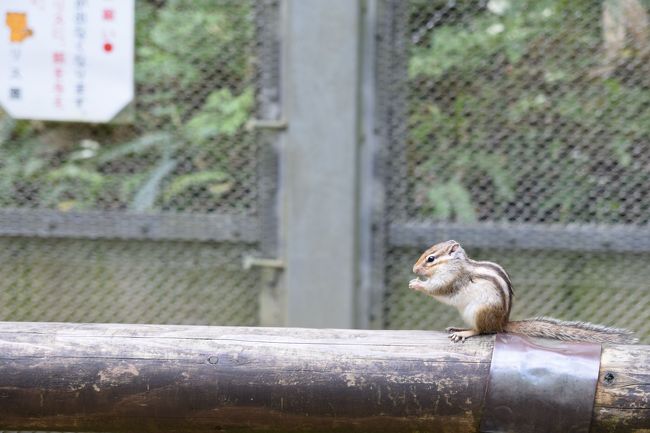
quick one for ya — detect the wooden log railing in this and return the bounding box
[0,322,647,432]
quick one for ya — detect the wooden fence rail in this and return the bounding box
[0,322,647,432]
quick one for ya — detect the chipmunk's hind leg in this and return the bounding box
[446,326,471,333]
[449,329,480,342]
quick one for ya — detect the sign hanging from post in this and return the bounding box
[0,0,134,123]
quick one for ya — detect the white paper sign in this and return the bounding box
[0,0,134,123]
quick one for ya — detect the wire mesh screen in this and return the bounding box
[0,237,260,325]
[378,0,650,342]
[0,0,279,325]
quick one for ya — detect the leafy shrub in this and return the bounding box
[0,0,256,213]
[407,0,650,223]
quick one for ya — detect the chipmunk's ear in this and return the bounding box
[447,240,466,258]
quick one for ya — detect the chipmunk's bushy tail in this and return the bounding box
[505,317,637,344]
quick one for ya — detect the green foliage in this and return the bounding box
[426,180,477,222]
[136,0,252,101]
[132,158,178,212]
[0,1,255,212]
[96,132,172,165]
[0,115,15,144]
[164,170,231,202]
[408,0,650,223]
[186,89,254,143]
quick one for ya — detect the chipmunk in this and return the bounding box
[408,240,637,344]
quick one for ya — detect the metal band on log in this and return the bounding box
[482,334,602,433]
[0,322,647,432]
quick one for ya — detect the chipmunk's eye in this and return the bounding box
[426,255,435,263]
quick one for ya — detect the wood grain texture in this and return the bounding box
[0,322,647,432]
[593,345,650,432]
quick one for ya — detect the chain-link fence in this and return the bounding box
[0,0,648,343]
[0,0,280,326]
[379,0,650,342]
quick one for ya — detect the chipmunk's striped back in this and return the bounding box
[467,259,514,318]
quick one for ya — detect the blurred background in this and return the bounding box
[0,0,649,342]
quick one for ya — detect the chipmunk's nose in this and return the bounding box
[412,264,420,274]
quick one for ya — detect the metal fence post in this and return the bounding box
[254,0,286,327]
[279,0,363,328]
[358,0,384,329]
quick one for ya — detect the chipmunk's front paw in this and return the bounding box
[408,278,424,291]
